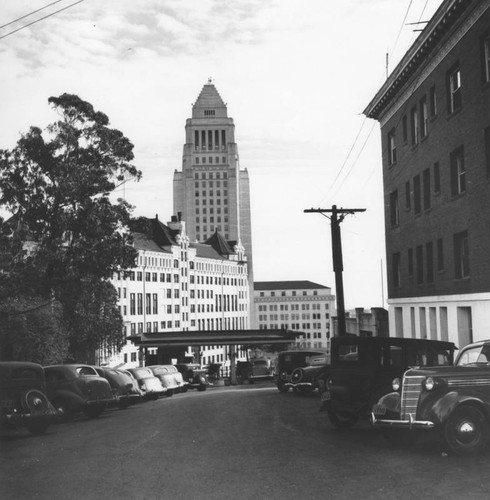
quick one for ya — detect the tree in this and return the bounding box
[0,94,141,361]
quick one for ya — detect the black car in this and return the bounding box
[275,349,329,393]
[95,367,143,409]
[372,339,490,455]
[175,363,208,391]
[0,361,57,435]
[320,336,455,428]
[236,359,273,384]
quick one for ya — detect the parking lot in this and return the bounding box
[2,383,490,500]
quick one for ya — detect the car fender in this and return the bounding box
[49,389,85,409]
[429,392,488,424]
[376,391,401,414]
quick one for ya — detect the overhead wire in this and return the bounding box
[320,0,420,207]
[0,0,64,30]
[0,0,85,41]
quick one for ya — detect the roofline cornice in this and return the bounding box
[364,0,482,121]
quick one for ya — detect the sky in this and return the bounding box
[0,0,443,310]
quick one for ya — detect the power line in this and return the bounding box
[0,0,64,30]
[0,0,85,41]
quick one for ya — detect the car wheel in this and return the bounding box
[444,405,489,455]
[84,406,103,419]
[25,420,49,435]
[198,384,207,391]
[277,381,289,393]
[53,399,74,422]
[327,409,359,429]
[181,386,188,393]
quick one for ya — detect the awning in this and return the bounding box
[128,329,300,348]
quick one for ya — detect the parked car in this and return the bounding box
[0,361,57,435]
[44,364,115,421]
[206,363,222,381]
[175,363,208,391]
[236,359,273,384]
[372,339,490,455]
[95,367,142,409]
[275,349,329,393]
[148,365,188,395]
[321,336,455,429]
[288,359,330,394]
[126,367,167,400]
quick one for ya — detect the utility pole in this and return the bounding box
[304,205,366,336]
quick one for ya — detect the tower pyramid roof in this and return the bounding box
[192,80,227,118]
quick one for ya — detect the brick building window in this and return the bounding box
[389,190,399,226]
[416,245,424,284]
[429,85,437,117]
[482,33,490,83]
[388,129,397,165]
[405,181,411,210]
[454,230,469,279]
[423,168,431,210]
[420,96,428,138]
[402,115,408,142]
[450,146,466,196]
[410,106,418,145]
[426,242,434,283]
[413,174,421,214]
[447,64,462,114]
[433,162,441,194]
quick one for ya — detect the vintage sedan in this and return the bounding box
[321,336,455,428]
[44,364,115,421]
[175,363,208,391]
[236,359,273,385]
[275,349,329,393]
[148,365,188,395]
[0,361,57,435]
[126,367,167,400]
[95,367,142,409]
[372,339,490,455]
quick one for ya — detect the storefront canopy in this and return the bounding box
[128,329,300,348]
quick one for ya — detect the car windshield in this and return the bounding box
[457,345,490,366]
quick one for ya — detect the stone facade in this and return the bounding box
[102,216,250,368]
[254,281,335,350]
[173,82,255,326]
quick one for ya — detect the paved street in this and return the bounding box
[1,383,490,500]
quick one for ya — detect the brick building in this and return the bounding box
[364,0,490,347]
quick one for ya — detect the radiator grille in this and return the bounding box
[400,375,424,420]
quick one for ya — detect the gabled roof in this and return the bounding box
[205,229,234,257]
[190,242,226,260]
[254,280,330,291]
[151,218,179,248]
[132,232,171,254]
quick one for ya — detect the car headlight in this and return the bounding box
[392,378,401,391]
[424,377,435,391]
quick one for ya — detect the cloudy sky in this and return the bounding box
[0,0,442,309]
